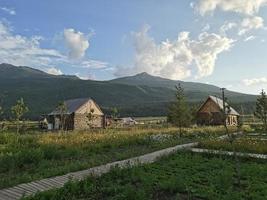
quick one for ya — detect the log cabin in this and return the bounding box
[197,96,239,126]
[47,98,105,130]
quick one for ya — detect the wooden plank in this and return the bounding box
[0,141,202,200]
[41,179,64,187]
[6,187,25,197]
[0,193,14,200]
[0,190,19,199]
[0,188,22,199]
[15,184,38,194]
[28,182,49,191]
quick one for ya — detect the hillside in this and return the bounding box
[0,63,256,118]
[110,72,256,102]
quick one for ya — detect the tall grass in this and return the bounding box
[0,125,241,188]
[24,152,267,200]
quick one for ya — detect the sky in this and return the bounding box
[1,0,267,94]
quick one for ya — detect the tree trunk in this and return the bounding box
[16,120,19,134]
[179,125,182,137]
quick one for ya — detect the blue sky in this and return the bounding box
[1,0,267,94]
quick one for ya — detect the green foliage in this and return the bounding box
[168,84,192,136]
[0,126,231,189]
[254,90,267,131]
[0,106,5,132]
[86,108,96,128]
[0,63,257,119]
[0,127,183,189]
[11,98,29,134]
[24,153,267,200]
[11,98,29,120]
[200,135,267,154]
[111,107,119,119]
[57,101,67,131]
[0,106,3,117]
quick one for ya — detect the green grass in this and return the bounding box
[24,152,267,200]
[134,116,167,124]
[199,134,267,154]
[0,126,239,189]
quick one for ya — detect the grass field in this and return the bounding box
[134,116,167,124]
[241,115,262,125]
[0,126,241,189]
[199,134,267,154]
[24,152,267,200]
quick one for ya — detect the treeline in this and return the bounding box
[0,98,29,134]
[104,101,256,118]
[0,101,257,120]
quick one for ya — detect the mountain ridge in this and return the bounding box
[0,63,256,118]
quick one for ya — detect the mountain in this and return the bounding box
[0,64,256,119]
[110,72,219,92]
[0,63,79,80]
[110,72,256,102]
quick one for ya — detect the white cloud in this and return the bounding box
[116,25,233,80]
[220,22,237,34]
[45,67,63,75]
[244,35,256,42]
[194,0,267,16]
[63,28,89,59]
[194,2,266,46]
[0,21,109,74]
[238,16,264,35]
[0,7,16,15]
[81,60,108,69]
[190,32,234,77]
[0,21,64,68]
[243,77,267,86]
[75,72,95,80]
[202,24,210,32]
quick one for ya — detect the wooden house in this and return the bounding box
[47,98,105,130]
[197,96,239,126]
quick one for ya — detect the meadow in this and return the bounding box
[199,134,267,154]
[24,152,267,200]
[0,125,240,189]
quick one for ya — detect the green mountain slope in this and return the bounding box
[110,72,256,102]
[0,63,256,118]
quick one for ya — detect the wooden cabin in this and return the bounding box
[197,96,239,126]
[47,98,105,130]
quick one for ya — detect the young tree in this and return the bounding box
[0,94,7,132]
[0,106,3,118]
[0,94,4,121]
[167,84,192,137]
[254,89,267,131]
[221,88,241,188]
[11,98,29,134]
[111,107,118,120]
[86,108,96,129]
[0,106,3,131]
[57,101,67,131]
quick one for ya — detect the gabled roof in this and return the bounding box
[49,98,92,115]
[199,95,240,116]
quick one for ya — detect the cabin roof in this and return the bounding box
[198,95,240,116]
[49,98,95,115]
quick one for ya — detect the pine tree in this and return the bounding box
[167,84,192,137]
[254,89,267,131]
